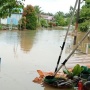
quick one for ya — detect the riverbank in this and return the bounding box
[0,24,75,30]
[37,25,75,30]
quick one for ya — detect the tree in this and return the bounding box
[64,6,76,25]
[57,11,64,17]
[79,0,90,32]
[0,0,24,24]
[34,5,42,21]
[40,18,48,28]
[69,6,74,16]
[34,5,42,27]
[0,0,24,18]
[23,5,37,30]
[54,11,65,26]
[18,16,26,30]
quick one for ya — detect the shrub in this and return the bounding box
[0,24,2,30]
[18,16,26,30]
[22,5,37,30]
[40,18,48,27]
[79,21,89,32]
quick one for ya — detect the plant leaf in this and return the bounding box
[72,64,82,76]
[63,69,71,75]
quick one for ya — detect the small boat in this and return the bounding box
[43,65,90,89]
[44,76,73,89]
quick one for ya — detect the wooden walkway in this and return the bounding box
[66,54,90,68]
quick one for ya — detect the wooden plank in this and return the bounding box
[66,54,90,68]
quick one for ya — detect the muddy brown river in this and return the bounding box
[0,29,90,90]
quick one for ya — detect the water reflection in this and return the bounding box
[44,85,73,90]
[0,30,89,90]
[64,32,90,55]
[0,31,20,46]
[0,30,37,53]
[0,58,1,72]
[65,35,74,54]
[44,86,60,90]
[76,32,90,54]
[33,30,66,47]
[20,30,37,52]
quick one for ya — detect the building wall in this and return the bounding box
[7,14,22,25]
[40,14,54,21]
[1,18,7,24]
[1,14,22,25]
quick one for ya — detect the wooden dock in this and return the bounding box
[66,54,90,68]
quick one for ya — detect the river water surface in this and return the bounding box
[0,29,90,90]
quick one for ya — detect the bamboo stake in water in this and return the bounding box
[54,0,79,73]
[54,30,90,76]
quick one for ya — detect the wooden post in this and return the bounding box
[0,58,1,72]
[73,0,81,45]
[86,43,88,54]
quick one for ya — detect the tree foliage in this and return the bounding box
[34,5,42,27]
[40,18,48,27]
[79,0,90,32]
[22,5,37,30]
[0,0,24,18]
[34,5,42,15]
[54,11,66,26]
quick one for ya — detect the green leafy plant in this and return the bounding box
[0,0,24,19]
[40,18,48,28]
[79,21,89,32]
[22,5,37,30]
[80,66,90,79]
[0,24,2,30]
[63,64,84,78]
[72,64,83,76]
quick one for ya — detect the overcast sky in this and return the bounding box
[24,0,77,14]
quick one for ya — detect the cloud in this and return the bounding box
[24,0,76,14]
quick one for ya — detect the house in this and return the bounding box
[40,14,54,21]
[1,18,7,24]
[1,9,23,25]
[7,13,22,25]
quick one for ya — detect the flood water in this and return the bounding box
[0,29,90,90]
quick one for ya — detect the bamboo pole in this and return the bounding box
[73,0,81,45]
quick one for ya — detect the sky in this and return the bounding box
[24,0,77,14]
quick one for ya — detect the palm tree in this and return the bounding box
[57,11,64,17]
[34,5,42,23]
